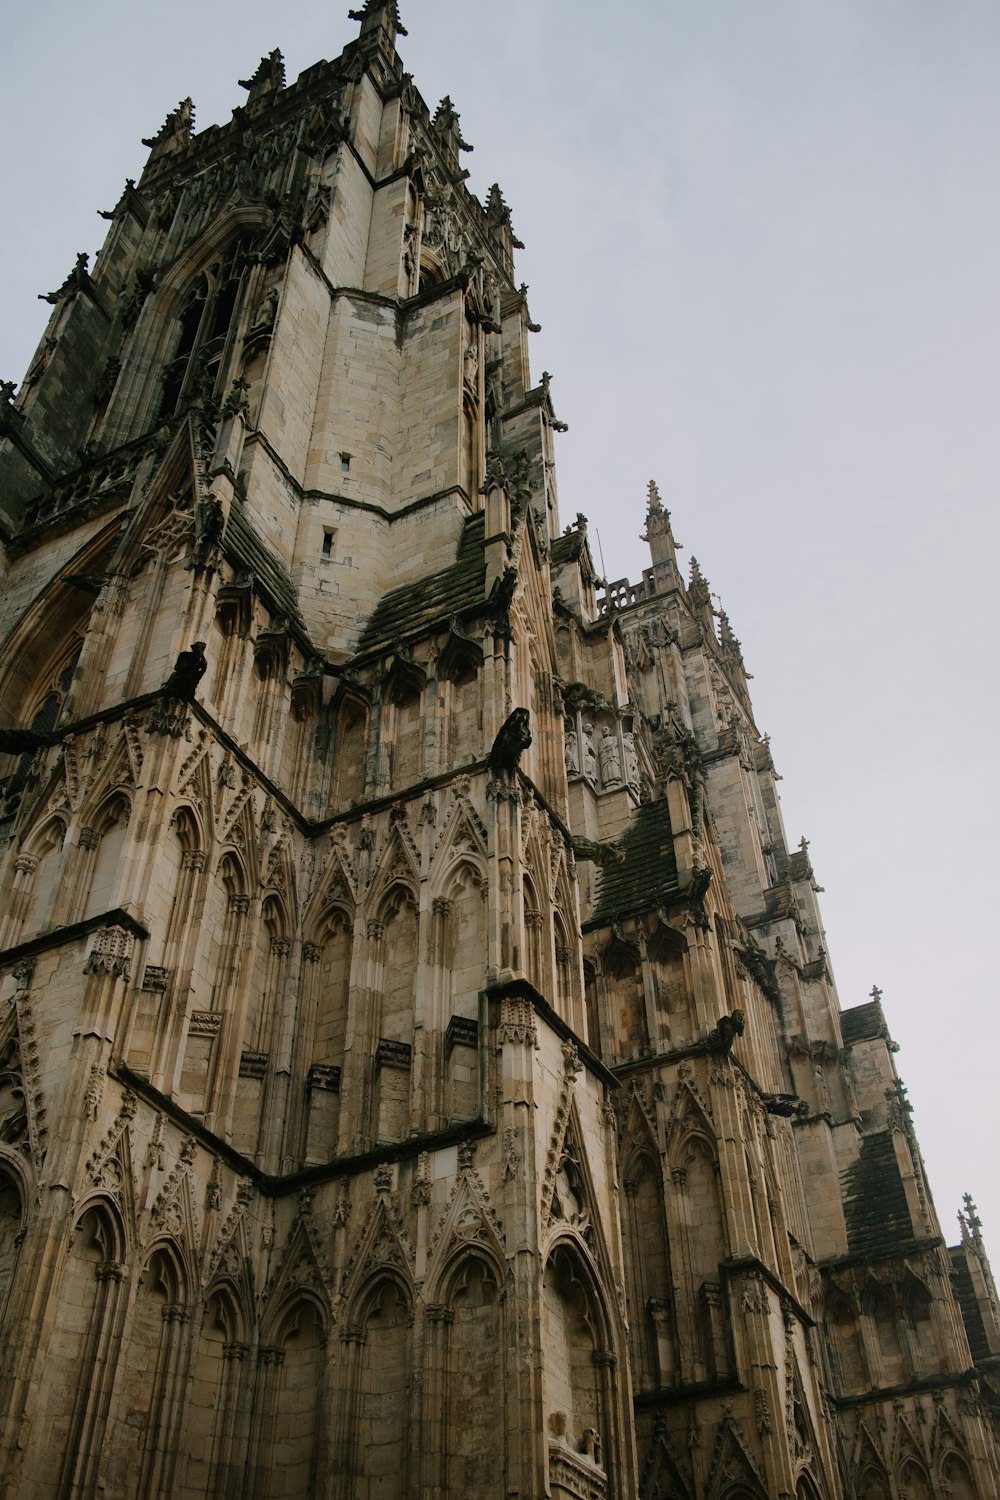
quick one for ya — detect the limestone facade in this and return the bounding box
[0,5,997,1497]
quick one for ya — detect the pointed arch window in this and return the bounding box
[1,645,81,820]
[0,1167,24,1330]
[157,237,254,419]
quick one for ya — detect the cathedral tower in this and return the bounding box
[0,6,997,1497]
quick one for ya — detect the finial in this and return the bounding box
[690,556,703,581]
[798,835,810,854]
[870,984,883,1004]
[962,1193,983,1235]
[647,479,664,514]
[349,0,407,38]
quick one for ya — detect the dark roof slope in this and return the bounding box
[840,999,890,1047]
[356,512,486,654]
[591,798,679,924]
[223,501,303,627]
[550,529,585,566]
[840,1132,912,1259]
[948,1248,991,1363]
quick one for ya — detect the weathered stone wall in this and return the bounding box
[0,7,996,1500]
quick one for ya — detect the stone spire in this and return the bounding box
[641,478,682,585]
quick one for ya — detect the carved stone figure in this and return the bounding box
[599,725,622,787]
[251,285,278,332]
[487,706,531,779]
[622,729,639,787]
[161,641,207,699]
[582,722,597,781]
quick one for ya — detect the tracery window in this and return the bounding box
[1,646,81,818]
[157,238,254,419]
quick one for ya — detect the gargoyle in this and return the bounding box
[161,641,207,700]
[490,566,518,616]
[488,707,531,780]
[570,835,626,868]
[63,573,106,595]
[0,726,58,755]
[707,1009,745,1056]
[764,1094,810,1119]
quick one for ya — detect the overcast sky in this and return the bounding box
[1,1,997,1263]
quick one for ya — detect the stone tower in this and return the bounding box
[0,5,997,1498]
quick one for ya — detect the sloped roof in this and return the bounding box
[840,999,889,1047]
[550,529,585,565]
[840,1132,913,1258]
[591,798,679,924]
[948,1249,992,1363]
[223,501,304,627]
[356,512,486,653]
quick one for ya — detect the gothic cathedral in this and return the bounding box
[0,6,996,1498]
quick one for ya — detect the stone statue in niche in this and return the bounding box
[599,725,623,787]
[564,725,578,775]
[251,285,278,333]
[582,723,597,782]
[623,730,639,788]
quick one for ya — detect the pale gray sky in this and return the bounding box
[2,1,997,1260]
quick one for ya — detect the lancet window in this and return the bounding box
[157,237,254,419]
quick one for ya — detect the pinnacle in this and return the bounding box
[485,183,509,222]
[348,1,407,39]
[142,98,194,150]
[239,48,285,95]
[433,96,473,152]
